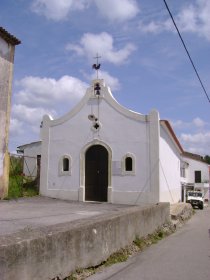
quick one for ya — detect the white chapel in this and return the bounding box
[39,78,184,205]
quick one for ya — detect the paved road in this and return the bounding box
[88,206,210,280]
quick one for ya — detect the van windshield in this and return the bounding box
[188,192,202,197]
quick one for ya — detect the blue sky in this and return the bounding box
[1,0,210,155]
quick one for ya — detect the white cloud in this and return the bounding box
[181,132,210,144]
[10,75,88,147]
[176,0,210,40]
[15,75,87,107]
[12,104,54,124]
[94,0,139,22]
[171,117,210,155]
[138,19,172,34]
[138,0,210,41]
[11,104,57,136]
[176,5,198,33]
[66,32,136,65]
[171,119,186,129]
[31,0,139,22]
[181,131,210,155]
[31,0,88,21]
[171,117,207,130]
[9,118,24,136]
[192,117,206,128]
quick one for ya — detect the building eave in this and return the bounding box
[182,151,206,163]
[160,120,184,154]
[0,26,21,45]
[17,140,42,150]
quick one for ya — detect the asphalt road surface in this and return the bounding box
[88,206,210,280]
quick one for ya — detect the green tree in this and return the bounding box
[204,155,210,164]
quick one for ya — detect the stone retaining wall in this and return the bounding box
[0,203,170,280]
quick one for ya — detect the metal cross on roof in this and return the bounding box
[92,53,101,79]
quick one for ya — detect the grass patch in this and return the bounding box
[5,155,39,200]
[149,230,166,244]
[62,248,130,280]
[104,248,129,267]
[133,236,147,249]
[134,228,170,249]
[6,175,39,199]
[7,175,24,198]
[22,178,39,197]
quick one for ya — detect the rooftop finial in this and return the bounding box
[92,53,101,79]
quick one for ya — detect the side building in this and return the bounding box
[17,141,42,180]
[181,151,209,202]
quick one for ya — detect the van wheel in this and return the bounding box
[199,203,204,210]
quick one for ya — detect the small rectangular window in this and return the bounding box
[122,154,135,176]
[59,155,71,176]
[125,157,133,171]
[195,170,201,183]
[63,158,69,171]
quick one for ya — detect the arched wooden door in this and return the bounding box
[85,145,108,202]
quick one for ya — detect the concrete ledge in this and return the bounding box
[170,203,193,225]
[0,203,170,280]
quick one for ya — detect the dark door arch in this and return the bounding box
[85,145,108,202]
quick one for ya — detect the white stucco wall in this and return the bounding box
[45,99,150,202]
[159,125,181,203]
[40,80,160,205]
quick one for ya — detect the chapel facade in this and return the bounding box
[40,79,183,205]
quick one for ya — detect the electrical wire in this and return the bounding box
[163,0,210,103]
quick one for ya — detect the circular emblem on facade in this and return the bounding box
[91,121,101,132]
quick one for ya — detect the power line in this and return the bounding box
[163,0,210,103]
